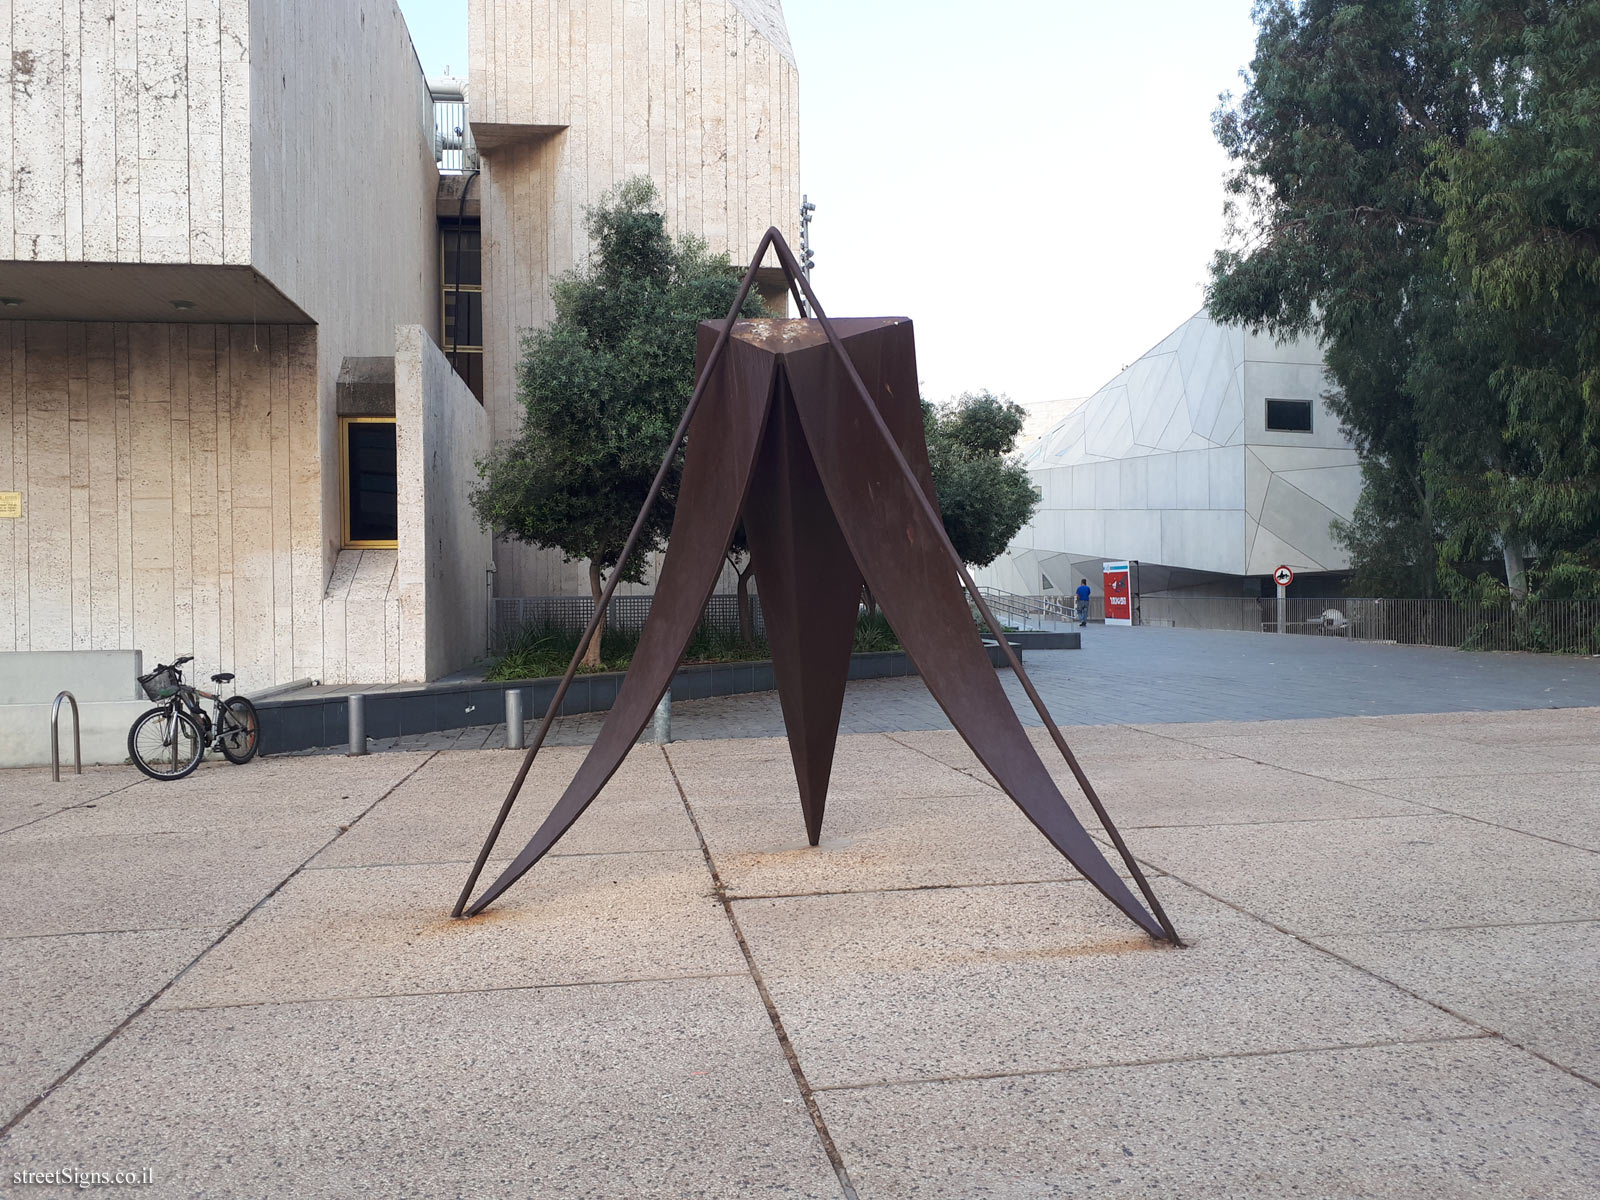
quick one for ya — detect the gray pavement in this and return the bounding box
[2,708,1597,1197]
[340,624,1600,752]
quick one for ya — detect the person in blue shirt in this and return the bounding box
[1075,578,1091,627]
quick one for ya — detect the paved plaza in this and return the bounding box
[344,625,1600,752]
[1,659,1597,1195]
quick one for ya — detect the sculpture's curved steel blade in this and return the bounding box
[464,340,777,916]
[782,323,1167,940]
[740,371,862,845]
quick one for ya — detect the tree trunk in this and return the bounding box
[862,584,877,619]
[736,563,756,646]
[1502,536,1528,603]
[584,560,606,670]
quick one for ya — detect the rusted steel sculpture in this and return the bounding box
[453,229,1179,944]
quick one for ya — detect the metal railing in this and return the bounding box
[975,587,1087,628]
[432,98,478,173]
[1138,595,1600,654]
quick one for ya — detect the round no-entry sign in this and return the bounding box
[1274,565,1295,587]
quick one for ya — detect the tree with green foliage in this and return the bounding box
[1209,0,1600,600]
[923,390,1040,568]
[472,177,764,666]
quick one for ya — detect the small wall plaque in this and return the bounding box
[0,492,20,519]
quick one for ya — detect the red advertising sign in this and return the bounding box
[1103,561,1132,626]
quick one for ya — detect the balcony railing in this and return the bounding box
[430,91,478,174]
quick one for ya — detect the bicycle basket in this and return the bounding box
[138,665,181,701]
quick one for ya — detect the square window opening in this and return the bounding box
[1266,398,1313,433]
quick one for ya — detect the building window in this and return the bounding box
[341,417,398,547]
[441,217,484,402]
[1265,398,1313,432]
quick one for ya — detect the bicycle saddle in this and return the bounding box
[211,672,235,684]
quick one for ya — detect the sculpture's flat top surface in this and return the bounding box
[709,316,911,354]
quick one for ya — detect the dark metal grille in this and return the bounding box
[494,593,766,647]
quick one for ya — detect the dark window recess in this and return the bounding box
[442,226,481,286]
[1265,398,1313,432]
[447,351,484,399]
[443,290,483,350]
[347,422,398,543]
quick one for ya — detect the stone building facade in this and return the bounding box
[0,0,801,687]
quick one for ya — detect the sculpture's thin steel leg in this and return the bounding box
[461,342,778,917]
[451,231,781,918]
[782,332,1168,941]
[740,373,863,844]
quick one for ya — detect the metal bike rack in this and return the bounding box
[51,690,82,782]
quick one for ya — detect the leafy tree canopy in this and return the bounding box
[923,391,1040,568]
[472,177,764,663]
[1209,0,1600,599]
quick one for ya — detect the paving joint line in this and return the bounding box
[156,970,753,1014]
[806,1032,1496,1093]
[1139,856,1600,1093]
[0,751,441,1138]
[661,744,859,1200]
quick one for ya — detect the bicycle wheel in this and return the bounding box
[127,707,205,781]
[217,696,261,764]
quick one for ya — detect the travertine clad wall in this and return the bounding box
[1,0,251,263]
[0,320,322,688]
[470,0,802,594]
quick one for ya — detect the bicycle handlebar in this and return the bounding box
[174,655,194,666]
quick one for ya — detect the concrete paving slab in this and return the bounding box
[1132,813,1600,936]
[5,979,842,1200]
[0,927,219,1123]
[688,785,1150,898]
[1152,726,1560,782]
[0,767,143,833]
[0,824,336,937]
[1314,921,1600,1082]
[1352,769,1600,851]
[667,733,985,804]
[1075,757,1432,831]
[887,725,1232,775]
[816,1039,1600,1199]
[732,880,1469,1089]
[160,854,741,1008]
[310,745,698,868]
[9,753,426,838]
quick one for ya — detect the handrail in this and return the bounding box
[51,691,81,782]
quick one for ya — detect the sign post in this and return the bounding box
[1103,561,1133,626]
[1273,565,1295,634]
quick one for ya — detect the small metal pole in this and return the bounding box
[347,693,368,756]
[1277,582,1287,634]
[51,691,81,782]
[505,688,525,751]
[651,688,672,744]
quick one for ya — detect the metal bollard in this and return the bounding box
[347,693,368,756]
[51,691,82,782]
[651,688,672,744]
[505,688,525,750]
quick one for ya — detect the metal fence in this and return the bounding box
[1136,595,1600,654]
[494,594,765,647]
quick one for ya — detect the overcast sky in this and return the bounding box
[396,0,1260,407]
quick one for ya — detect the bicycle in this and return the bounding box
[128,656,261,781]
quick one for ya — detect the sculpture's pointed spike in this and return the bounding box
[741,371,861,846]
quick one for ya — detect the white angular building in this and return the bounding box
[978,312,1363,599]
